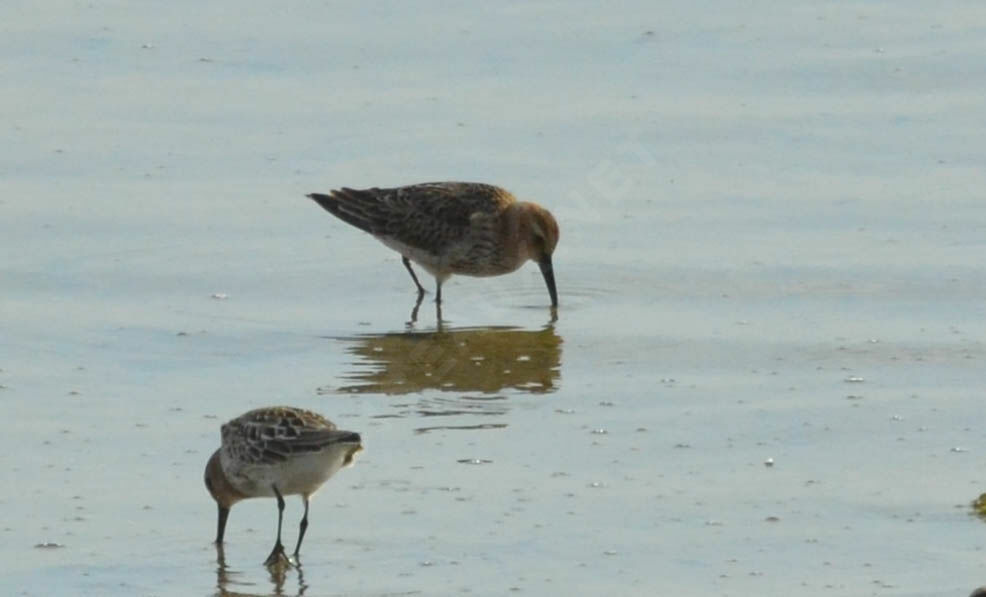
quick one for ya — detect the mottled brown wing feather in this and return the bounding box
[223,407,349,465]
[309,182,512,255]
[264,429,362,457]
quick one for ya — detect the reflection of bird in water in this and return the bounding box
[204,407,362,566]
[326,326,562,396]
[215,543,308,597]
[308,182,560,307]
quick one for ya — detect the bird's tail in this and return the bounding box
[307,188,382,234]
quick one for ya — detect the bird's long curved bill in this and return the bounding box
[216,506,230,544]
[538,258,558,308]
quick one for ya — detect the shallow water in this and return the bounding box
[3,2,986,596]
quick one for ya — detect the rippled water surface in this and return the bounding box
[4,2,986,596]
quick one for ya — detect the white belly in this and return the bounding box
[377,235,516,278]
[378,237,454,277]
[223,451,349,498]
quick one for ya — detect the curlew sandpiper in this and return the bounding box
[307,182,559,307]
[204,406,362,566]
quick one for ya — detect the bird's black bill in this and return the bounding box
[538,258,558,308]
[216,506,230,544]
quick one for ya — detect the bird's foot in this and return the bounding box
[264,543,292,568]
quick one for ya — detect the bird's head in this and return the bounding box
[204,450,245,543]
[520,203,560,307]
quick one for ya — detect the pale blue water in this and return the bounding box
[3,2,986,596]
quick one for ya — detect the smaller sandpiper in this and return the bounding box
[308,182,560,307]
[204,406,362,566]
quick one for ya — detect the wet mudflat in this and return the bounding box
[3,2,986,596]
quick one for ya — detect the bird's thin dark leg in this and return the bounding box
[264,485,289,566]
[407,291,424,327]
[435,280,443,305]
[292,497,310,558]
[402,257,426,296]
[215,505,230,544]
